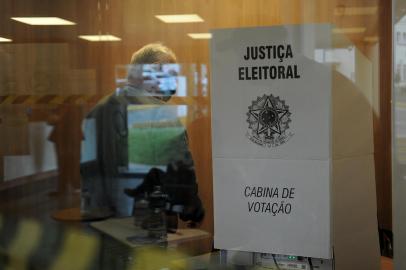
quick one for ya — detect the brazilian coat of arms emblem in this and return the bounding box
[246,94,293,147]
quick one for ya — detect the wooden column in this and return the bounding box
[375,0,392,231]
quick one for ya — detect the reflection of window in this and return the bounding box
[403,64,406,81]
[398,32,401,42]
[314,48,355,82]
[201,64,208,96]
[127,105,188,169]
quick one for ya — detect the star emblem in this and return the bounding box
[247,95,289,138]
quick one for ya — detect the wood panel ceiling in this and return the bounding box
[0,0,382,93]
[0,0,380,50]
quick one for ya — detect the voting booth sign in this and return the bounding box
[210,24,380,269]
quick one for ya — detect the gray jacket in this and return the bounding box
[80,85,194,215]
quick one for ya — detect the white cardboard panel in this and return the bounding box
[332,155,379,270]
[213,158,331,259]
[332,71,374,159]
[211,25,332,160]
[210,25,378,266]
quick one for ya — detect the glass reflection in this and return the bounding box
[394,4,406,268]
[80,44,205,244]
[314,46,356,82]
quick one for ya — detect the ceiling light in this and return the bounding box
[78,35,121,42]
[364,36,379,42]
[0,37,12,42]
[333,27,366,34]
[155,14,204,23]
[334,6,378,16]
[188,33,212,39]
[11,17,75,25]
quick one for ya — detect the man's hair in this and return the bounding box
[130,43,177,64]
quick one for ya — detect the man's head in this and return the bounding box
[127,43,178,101]
[130,43,177,65]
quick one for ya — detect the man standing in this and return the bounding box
[81,43,204,225]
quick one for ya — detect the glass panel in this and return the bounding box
[394,0,406,268]
[0,0,385,269]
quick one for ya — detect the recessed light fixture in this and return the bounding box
[156,14,204,23]
[11,17,75,25]
[334,6,378,16]
[78,35,121,42]
[333,27,366,34]
[0,37,12,42]
[188,33,212,39]
[364,36,379,42]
